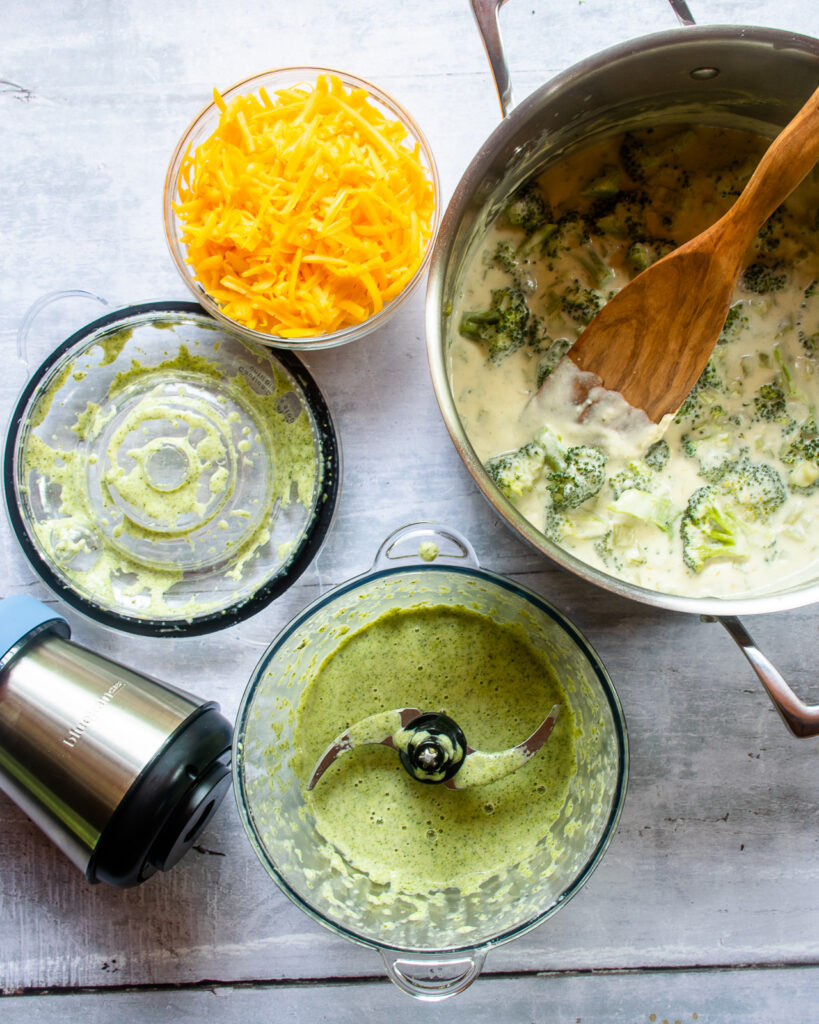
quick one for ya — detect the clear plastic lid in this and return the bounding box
[4,302,339,636]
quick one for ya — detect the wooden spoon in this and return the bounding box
[564,85,819,424]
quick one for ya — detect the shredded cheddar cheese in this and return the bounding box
[173,74,436,338]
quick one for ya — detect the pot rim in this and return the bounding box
[232,556,629,958]
[425,23,819,618]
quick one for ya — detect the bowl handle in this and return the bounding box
[17,290,109,376]
[372,522,480,571]
[379,949,486,1001]
[710,615,819,738]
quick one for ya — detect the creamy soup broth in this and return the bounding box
[450,125,819,598]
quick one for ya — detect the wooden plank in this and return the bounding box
[2,967,819,1022]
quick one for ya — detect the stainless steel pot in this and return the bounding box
[425,2,819,736]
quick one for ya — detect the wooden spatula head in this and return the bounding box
[566,84,819,425]
[568,242,739,423]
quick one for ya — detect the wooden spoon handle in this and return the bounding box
[722,85,819,251]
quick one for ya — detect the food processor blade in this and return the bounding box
[307,704,560,790]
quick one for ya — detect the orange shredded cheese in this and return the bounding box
[173,74,436,338]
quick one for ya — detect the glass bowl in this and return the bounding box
[164,67,440,351]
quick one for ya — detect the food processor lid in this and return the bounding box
[0,593,71,671]
[3,302,340,636]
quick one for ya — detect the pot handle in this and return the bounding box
[667,0,696,26]
[380,949,486,1000]
[709,615,819,738]
[472,0,699,117]
[372,522,480,571]
[470,0,513,115]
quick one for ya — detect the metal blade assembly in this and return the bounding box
[306,704,560,791]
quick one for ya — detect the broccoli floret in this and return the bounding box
[798,280,818,355]
[718,302,749,345]
[542,507,566,543]
[680,427,735,483]
[619,133,651,182]
[459,287,529,362]
[675,360,726,424]
[593,190,651,240]
[752,382,789,423]
[782,419,819,493]
[694,361,725,393]
[559,281,603,325]
[483,425,566,500]
[575,247,615,289]
[782,418,819,465]
[800,330,819,355]
[681,441,786,515]
[679,452,786,573]
[720,457,786,520]
[594,530,623,571]
[626,238,674,273]
[680,487,750,573]
[707,404,741,427]
[535,336,572,388]
[609,459,654,499]
[504,183,549,235]
[619,129,696,183]
[680,455,787,572]
[496,426,608,512]
[555,214,592,252]
[581,164,622,198]
[753,207,787,256]
[492,241,519,273]
[485,426,607,516]
[644,439,670,472]
[741,262,787,294]
[547,445,608,510]
[485,441,546,499]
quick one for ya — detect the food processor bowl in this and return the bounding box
[233,524,628,1000]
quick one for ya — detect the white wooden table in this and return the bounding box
[2,1,818,1020]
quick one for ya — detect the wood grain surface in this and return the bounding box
[1,1,818,1020]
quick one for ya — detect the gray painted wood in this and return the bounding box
[2,968,819,1022]
[2,0,818,1013]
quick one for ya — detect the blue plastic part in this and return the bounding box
[0,594,70,669]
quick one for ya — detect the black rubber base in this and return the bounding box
[88,703,233,887]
